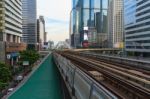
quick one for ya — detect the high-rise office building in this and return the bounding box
[21,0,37,49]
[0,0,26,64]
[0,0,22,43]
[124,0,150,56]
[70,0,109,48]
[37,16,46,50]
[108,0,124,48]
[108,0,113,48]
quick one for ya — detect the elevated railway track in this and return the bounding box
[57,51,150,99]
[66,51,150,74]
[53,53,118,99]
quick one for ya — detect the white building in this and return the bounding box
[124,0,150,57]
[0,0,26,65]
[108,0,124,48]
[0,0,22,43]
[37,16,46,50]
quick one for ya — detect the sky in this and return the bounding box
[37,0,71,44]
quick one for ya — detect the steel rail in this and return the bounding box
[60,53,150,98]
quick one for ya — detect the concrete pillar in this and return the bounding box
[18,37,20,43]
[17,36,19,43]
[3,33,6,42]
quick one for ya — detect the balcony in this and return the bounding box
[6,42,27,52]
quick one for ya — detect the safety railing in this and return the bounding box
[52,53,118,99]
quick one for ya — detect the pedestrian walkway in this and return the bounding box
[9,55,63,99]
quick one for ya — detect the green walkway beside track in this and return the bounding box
[9,55,63,99]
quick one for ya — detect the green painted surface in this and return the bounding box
[9,55,63,99]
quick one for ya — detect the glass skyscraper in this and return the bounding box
[70,0,109,48]
[21,0,37,49]
[124,0,150,56]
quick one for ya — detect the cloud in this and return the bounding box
[45,17,69,24]
[37,0,71,44]
[37,0,71,21]
[47,28,69,45]
[46,25,69,34]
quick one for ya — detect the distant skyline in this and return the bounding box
[37,0,71,44]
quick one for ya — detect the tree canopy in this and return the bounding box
[0,63,11,90]
[20,50,40,65]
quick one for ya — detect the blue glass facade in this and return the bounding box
[124,0,150,56]
[124,0,136,26]
[21,0,37,48]
[70,0,109,48]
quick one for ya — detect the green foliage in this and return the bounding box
[0,63,11,82]
[0,63,11,90]
[27,44,36,50]
[127,51,135,56]
[20,50,40,65]
[0,82,8,90]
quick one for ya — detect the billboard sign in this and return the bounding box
[23,61,29,66]
[83,27,88,31]
[84,33,88,41]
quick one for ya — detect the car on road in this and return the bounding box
[8,88,14,92]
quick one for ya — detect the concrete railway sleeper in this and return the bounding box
[68,57,149,98]
[52,53,118,99]
[59,52,150,99]
[78,52,150,75]
[65,51,150,75]
[65,53,150,87]
[60,52,150,89]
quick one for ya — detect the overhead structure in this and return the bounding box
[55,41,71,50]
